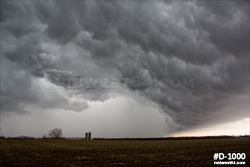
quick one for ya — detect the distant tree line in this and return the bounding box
[5,136,35,139]
[93,135,250,140]
[0,128,64,139]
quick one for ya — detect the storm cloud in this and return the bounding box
[0,0,249,134]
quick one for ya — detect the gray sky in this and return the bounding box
[0,0,249,138]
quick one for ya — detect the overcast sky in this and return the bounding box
[0,0,249,138]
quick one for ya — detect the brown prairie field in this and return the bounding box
[0,138,249,167]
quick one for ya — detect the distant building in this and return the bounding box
[85,132,89,140]
[88,132,91,140]
[0,130,6,139]
[85,132,92,140]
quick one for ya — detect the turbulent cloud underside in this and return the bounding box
[0,0,249,133]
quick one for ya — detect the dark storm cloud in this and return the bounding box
[0,0,249,131]
[196,0,249,57]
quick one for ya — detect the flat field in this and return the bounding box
[0,138,249,167]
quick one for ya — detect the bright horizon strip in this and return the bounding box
[171,118,250,137]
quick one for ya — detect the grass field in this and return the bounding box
[0,138,249,167]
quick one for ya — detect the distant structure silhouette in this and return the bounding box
[0,111,5,139]
[88,132,91,140]
[85,132,88,140]
[0,130,4,139]
[85,132,91,140]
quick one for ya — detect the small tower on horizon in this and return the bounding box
[88,132,91,140]
[0,128,5,139]
[0,112,5,139]
[85,132,89,140]
[85,132,91,140]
